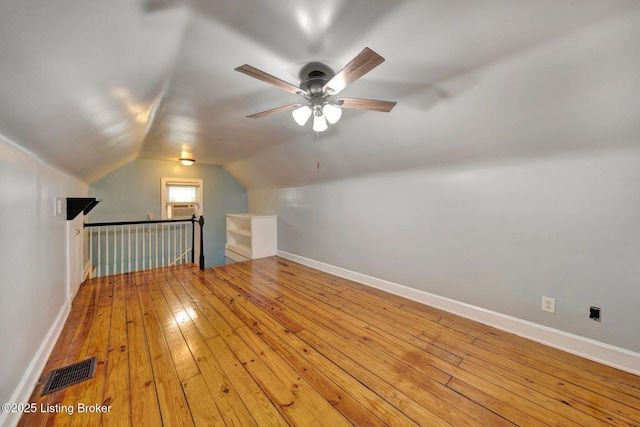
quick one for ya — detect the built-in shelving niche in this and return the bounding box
[66,198,100,220]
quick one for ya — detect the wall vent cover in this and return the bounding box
[41,357,97,395]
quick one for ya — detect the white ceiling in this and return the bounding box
[1,0,639,186]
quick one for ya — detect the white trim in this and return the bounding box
[277,250,640,375]
[0,303,70,427]
[83,259,92,282]
[160,177,203,219]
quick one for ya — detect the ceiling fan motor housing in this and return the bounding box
[300,70,330,95]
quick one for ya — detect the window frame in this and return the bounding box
[161,177,203,219]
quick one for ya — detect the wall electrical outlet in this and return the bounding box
[542,296,556,313]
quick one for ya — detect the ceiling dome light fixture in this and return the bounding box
[179,158,195,166]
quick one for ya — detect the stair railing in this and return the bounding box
[84,215,204,278]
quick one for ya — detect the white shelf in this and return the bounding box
[228,227,252,237]
[226,213,277,219]
[225,242,251,258]
[225,214,277,261]
[225,248,250,263]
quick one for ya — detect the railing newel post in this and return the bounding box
[191,214,196,264]
[198,215,205,270]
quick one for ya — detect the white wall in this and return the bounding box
[249,146,640,355]
[0,136,87,424]
[227,9,640,191]
[237,9,640,367]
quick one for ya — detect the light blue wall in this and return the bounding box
[89,159,247,267]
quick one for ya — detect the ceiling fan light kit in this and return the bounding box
[322,103,342,124]
[313,110,328,132]
[235,47,396,132]
[292,105,312,126]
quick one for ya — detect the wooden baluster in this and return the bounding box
[155,224,159,268]
[128,225,131,273]
[112,225,117,275]
[135,224,139,272]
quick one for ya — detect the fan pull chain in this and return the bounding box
[315,131,320,173]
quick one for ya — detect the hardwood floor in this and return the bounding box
[19,257,640,426]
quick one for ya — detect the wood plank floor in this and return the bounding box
[19,257,640,426]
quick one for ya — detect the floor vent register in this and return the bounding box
[41,357,97,395]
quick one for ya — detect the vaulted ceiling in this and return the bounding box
[1,0,639,187]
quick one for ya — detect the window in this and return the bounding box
[161,177,203,219]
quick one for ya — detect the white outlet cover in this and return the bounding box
[542,296,556,313]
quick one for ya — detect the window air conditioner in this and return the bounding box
[170,203,197,219]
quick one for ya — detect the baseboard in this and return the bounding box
[277,250,640,375]
[0,303,70,427]
[83,260,91,282]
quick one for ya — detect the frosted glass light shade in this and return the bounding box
[323,104,342,124]
[292,105,312,126]
[312,113,328,132]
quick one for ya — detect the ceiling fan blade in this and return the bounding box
[235,64,304,95]
[336,97,397,112]
[322,48,385,95]
[247,104,300,119]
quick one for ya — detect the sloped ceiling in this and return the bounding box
[1,0,639,186]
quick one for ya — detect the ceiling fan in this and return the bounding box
[235,47,396,132]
